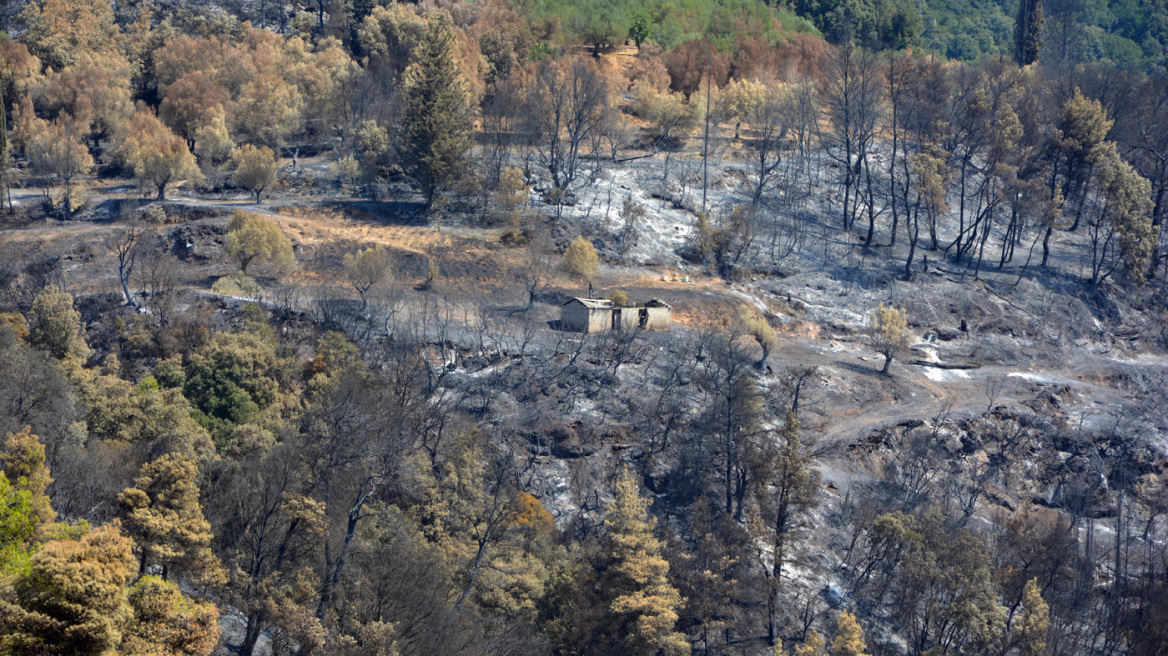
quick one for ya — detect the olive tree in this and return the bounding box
[342,245,394,310]
[230,144,278,204]
[224,210,295,274]
[561,235,599,297]
[871,303,911,374]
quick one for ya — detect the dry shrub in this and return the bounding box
[665,38,730,97]
[628,53,670,92]
[732,34,829,87]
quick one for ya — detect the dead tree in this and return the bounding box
[820,43,883,235]
[526,57,610,195]
[107,224,143,307]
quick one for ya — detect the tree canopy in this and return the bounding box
[224,210,295,274]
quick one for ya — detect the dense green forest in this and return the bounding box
[508,0,1168,69]
[916,0,1168,69]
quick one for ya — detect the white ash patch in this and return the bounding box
[920,367,970,382]
[918,346,942,363]
[567,166,699,266]
[1007,371,1058,384]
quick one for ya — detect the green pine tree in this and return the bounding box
[398,14,473,212]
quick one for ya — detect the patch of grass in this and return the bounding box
[212,272,263,298]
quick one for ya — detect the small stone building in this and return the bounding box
[643,299,672,330]
[560,298,614,333]
[559,298,671,333]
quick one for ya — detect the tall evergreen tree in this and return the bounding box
[1017,579,1050,656]
[118,453,222,585]
[759,412,820,645]
[830,611,871,656]
[603,468,688,656]
[1014,0,1045,66]
[398,14,472,212]
[0,88,10,213]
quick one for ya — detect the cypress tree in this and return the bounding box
[1014,0,1045,66]
[0,87,10,212]
[398,14,473,212]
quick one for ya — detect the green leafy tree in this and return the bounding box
[304,331,362,380]
[1015,579,1050,656]
[573,0,627,56]
[628,11,652,49]
[603,468,688,656]
[0,471,36,571]
[224,210,295,274]
[398,15,473,211]
[230,145,279,204]
[859,509,1007,655]
[71,369,213,458]
[1088,149,1155,288]
[795,0,919,49]
[183,331,283,425]
[1,428,56,529]
[417,432,556,625]
[1054,89,1114,232]
[118,453,222,584]
[27,287,91,362]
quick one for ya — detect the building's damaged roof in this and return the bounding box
[563,298,614,309]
